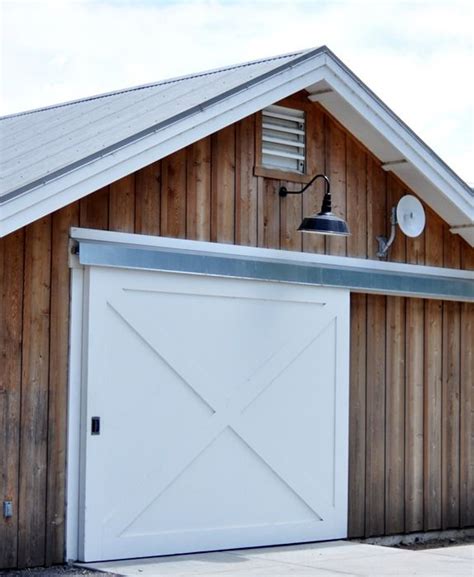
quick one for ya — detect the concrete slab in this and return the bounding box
[234,540,403,563]
[81,552,341,577]
[421,544,474,561]
[80,541,474,577]
[82,551,275,577]
[312,548,472,577]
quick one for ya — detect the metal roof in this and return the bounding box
[0,46,472,245]
[0,49,309,201]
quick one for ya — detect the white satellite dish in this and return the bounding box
[376,194,426,258]
[396,195,426,238]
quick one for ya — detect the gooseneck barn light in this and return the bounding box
[279,174,350,236]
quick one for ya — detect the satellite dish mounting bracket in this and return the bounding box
[376,206,397,259]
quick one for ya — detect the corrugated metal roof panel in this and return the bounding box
[0,51,305,198]
[0,45,471,247]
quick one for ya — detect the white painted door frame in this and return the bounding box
[66,231,352,562]
[66,227,472,561]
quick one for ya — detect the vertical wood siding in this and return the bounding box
[0,101,473,567]
[0,230,24,568]
[46,204,79,565]
[18,217,51,567]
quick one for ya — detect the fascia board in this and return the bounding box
[313,85,472,232]
[322,58,473,222]
[0,55,328,237]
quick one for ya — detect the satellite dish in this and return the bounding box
[376,194,426,258]
[396,195,426,238]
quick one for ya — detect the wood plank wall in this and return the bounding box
[0,99,473,567]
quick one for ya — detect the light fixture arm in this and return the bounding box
[376,206,397,258]
[279,173,331,199]
[278,173,349,236]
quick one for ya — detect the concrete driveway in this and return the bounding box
[81,540,474,576]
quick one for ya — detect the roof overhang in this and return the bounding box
[305,56,473,245]
[1,47,472,245]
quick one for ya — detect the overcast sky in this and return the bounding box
[1,0,473,184]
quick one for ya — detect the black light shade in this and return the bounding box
[298,211,350,235]
[279,174,350,237]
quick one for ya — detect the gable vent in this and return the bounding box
[262,105,305,173]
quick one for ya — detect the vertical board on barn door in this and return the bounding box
[302,105,325,255]
[348,293,367,538]
[109,174,135,233]
[161,149,187,238]
[366,157,386,260]
[135,162,161,236]
[325,118,346,257]
[345,128,368,539]
[405,219,425,533]
[258,178,280,249]
[18,217,52,568]
[187,138,211,241]
[441,230,461,529]
[460,300,474,527]
[385,274,406,536]
[385,175,406,262]
[280,177,302,252]
[365,294,386,537]
[385,294,405,535]
[384,175,406,535]
[0,231,24,568]
[46,204,79,565]
[235,117,257,247]
[346,137,367,259]
[79,186,109,230]
[404,297,424,532]
[211,126,235,244]
[424,298,443,531]
[423,210,443,531]
[460,246,474,527]
[364,157,386,537]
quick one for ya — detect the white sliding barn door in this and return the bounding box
[79,266,349,561]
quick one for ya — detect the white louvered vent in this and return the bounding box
[262,105,305,173]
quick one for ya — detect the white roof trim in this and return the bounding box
[320,58,473,220]
[1,47,472,246]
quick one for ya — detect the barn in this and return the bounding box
[0,46,473,568]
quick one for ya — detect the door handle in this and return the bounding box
[91,416,101,435]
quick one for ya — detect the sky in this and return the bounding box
[1,0,473,184]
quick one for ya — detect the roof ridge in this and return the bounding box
[0,48,310,120]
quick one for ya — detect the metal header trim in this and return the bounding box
[76,240,473,302]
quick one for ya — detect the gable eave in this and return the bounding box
[1,47,472,246]
[0,48,329,237]
[306,52,473,245]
